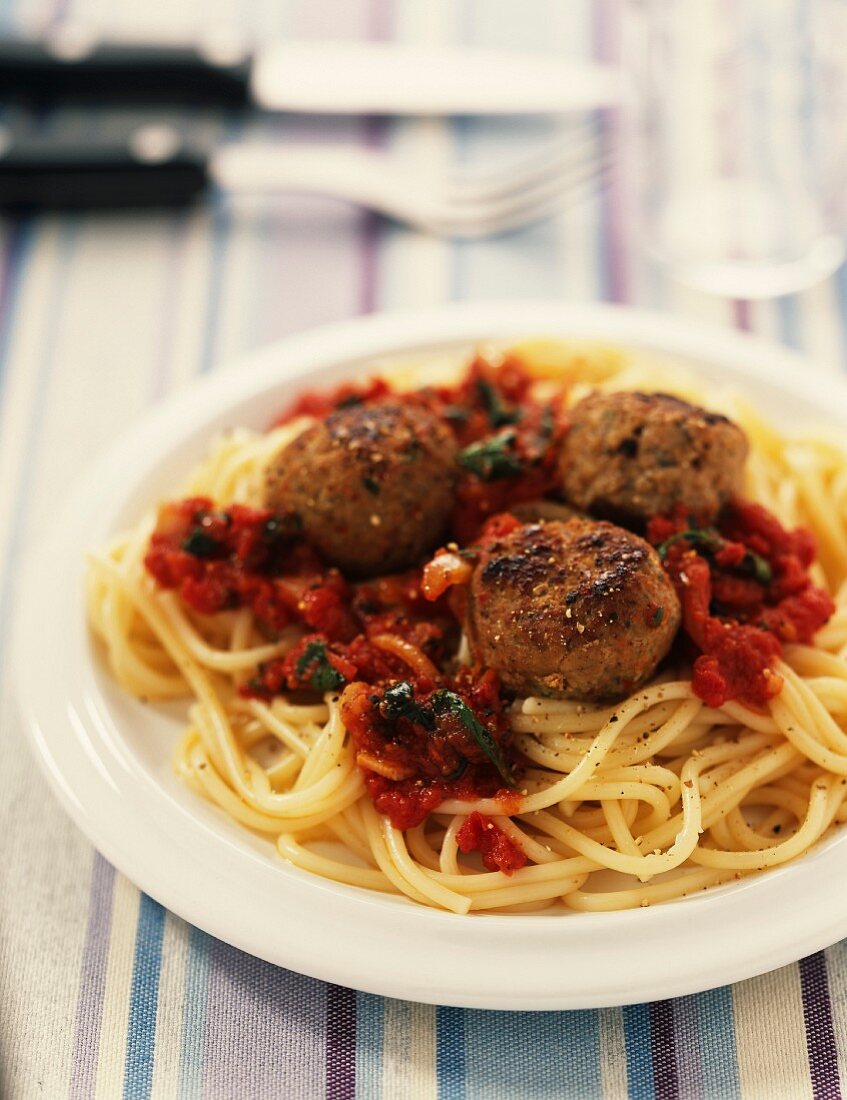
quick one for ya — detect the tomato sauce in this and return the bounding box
[456,811,528,874]
[144,358,838,831]
[340,669,517,830]
[647,500,835,708]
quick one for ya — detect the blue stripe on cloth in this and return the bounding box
[436,1005,466,1100]
[0,222,74,641]
[179,926,211,1100]
[354,993,384,1100]
[198,190,235,375]
[463,1010,602,1100]
[623,1002,656,1100]
[123,895,166,1100]
[696,986,741,1099]
[0,221,33,398]
[196,117,239,378]
[778,295,802,350]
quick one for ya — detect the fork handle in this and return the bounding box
[0,129,211,211]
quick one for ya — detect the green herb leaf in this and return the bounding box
[458,432,523,481]
[295,641,346,693]
[656,528,723,560]
[653,606,664,625]
[739,550,773,585]
[379,681,436,730]
[657,527,772,585]
[476,378,522,429]
[431,690,514,786]
[362,476,380,496]
[182,530,220,557]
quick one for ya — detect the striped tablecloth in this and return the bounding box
[3,1,847,1097]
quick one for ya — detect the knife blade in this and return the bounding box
[0,34,621,115]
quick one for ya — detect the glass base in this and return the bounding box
[649,180,846,297]
[653,235,846,298]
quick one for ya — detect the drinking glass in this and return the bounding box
[625,0,847,297]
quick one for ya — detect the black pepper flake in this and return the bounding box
[362,476,380,496]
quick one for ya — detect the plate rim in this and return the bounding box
[14,299,847,1010]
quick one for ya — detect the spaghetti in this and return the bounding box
[86,342,847,914]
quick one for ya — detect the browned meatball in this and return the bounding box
[559,391,748,525]
[467,518,680,701]
[266,401,457,577]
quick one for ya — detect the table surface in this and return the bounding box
[3,1,847,1098]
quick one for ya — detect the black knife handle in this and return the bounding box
[0,129,212,211]
[0,38,252,106]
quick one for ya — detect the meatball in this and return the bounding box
[266,400,457,577]
[559,391,748,525]
[467,518,680,701]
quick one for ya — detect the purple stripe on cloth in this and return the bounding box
[359,0,393,314]
[799,953,842,1100]
[595,0,629,305]
[359,143,383,314]
[733,300,752,332]
[672,997,704,1100]
[68,855,116,1100]
[649,1000,680,1100]
[326,984,356,1100]
[202,941,325,1099]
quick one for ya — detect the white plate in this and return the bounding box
[14,301,847,1010]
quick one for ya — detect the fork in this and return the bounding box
[0,121,613,236]
[213,127,612,236]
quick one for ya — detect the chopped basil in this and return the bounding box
[431,689,514,786]
[377,681,514,786]
[379,681,436,730]
[295,641,346,693]
[362,476,380,496]
[458,432,523,481]
[739,550,773,586]
[476,378,522,429]
[653,606,664,625]
[656,528,723,560]
[182,530,220,557]
[657,527,772,585]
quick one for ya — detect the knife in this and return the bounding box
[0,33,621,115]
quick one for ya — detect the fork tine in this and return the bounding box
[434,154,615,238]
[446,118,596,184]
[446,126,603,204]
[457,148,614,222]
